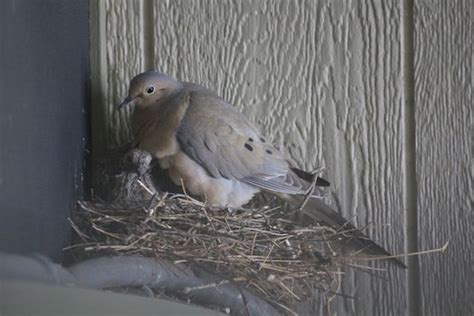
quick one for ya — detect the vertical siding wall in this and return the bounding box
[413,1,472,315]
[90,0,472,315]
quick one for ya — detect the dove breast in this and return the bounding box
[132,89,190,159]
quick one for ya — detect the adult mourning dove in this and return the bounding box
[119,71,406,268]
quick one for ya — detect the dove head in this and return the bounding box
[118,71,182,109]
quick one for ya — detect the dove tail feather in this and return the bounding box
[281,195,407,269]
[289,167,330,187]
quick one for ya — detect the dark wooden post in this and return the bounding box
[0,0,90,261]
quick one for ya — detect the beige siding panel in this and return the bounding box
[153,1,406,314]
[414,1,473,315]
[104,0,144,148]
[321,2,407,315]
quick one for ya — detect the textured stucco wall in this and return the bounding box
[90,0,472,315]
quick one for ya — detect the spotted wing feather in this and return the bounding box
[177,86,288,181]
[177,84,324,197]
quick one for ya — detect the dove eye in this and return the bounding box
[145,86,155,94]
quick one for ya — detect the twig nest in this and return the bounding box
[74,147,381,313]
[71,194,344,307]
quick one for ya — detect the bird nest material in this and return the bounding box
[68,148,381,313]
[71,194,345,306]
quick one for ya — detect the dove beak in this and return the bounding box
[118,96,136,110]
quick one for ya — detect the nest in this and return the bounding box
[69,148,374,313]
[71,195,345,303]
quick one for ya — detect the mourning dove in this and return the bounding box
[119,71,406,268]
